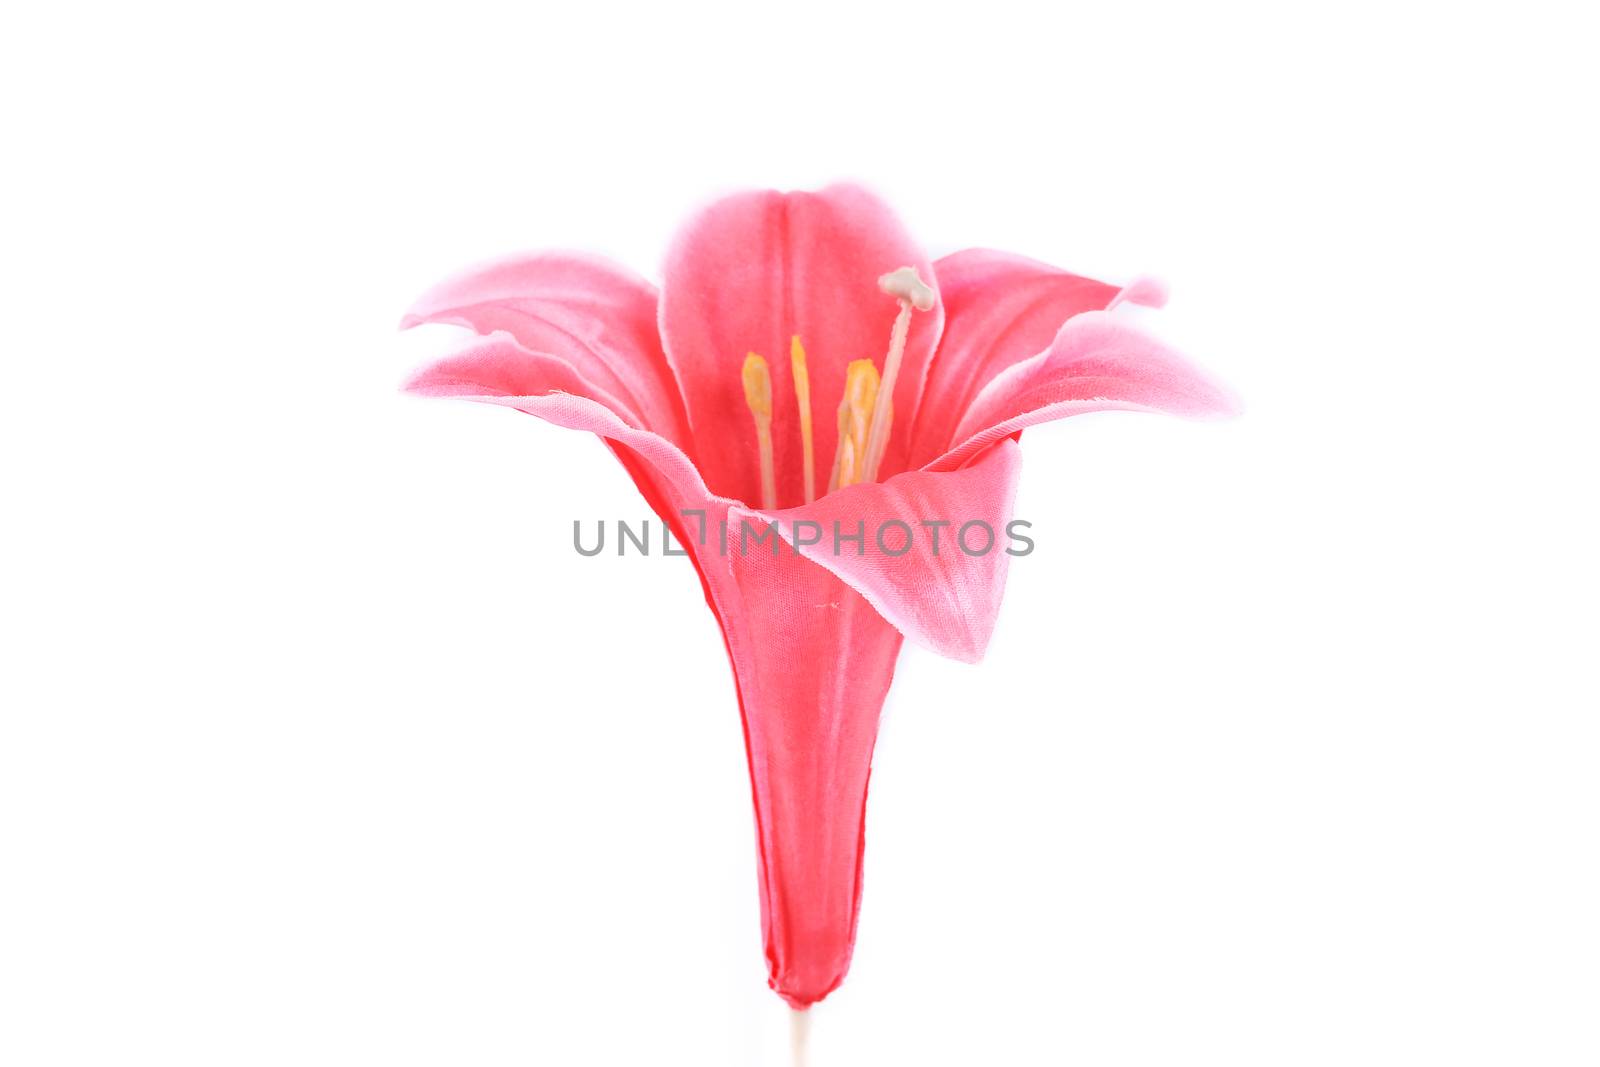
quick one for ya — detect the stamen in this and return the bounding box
[828,402,851,492]
[829,359,880,491]
[836,434,859,491]
[859,266,933,482]
[790,336,816,503]
[742,352,776,510]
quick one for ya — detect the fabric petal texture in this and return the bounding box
[931,311,1240,472]
[403,333,714,511]
[400,185,1236,1010]
[403,251,693,451]
[739,439,1025,664]
[689,514,901,1007]
[909,248,1165,465]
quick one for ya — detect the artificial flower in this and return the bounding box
[402,184,1235,1008]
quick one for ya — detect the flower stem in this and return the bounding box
[790,1007,811,1067]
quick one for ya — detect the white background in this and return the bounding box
[3,3,1596,1064]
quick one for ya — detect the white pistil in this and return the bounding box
[860,266,934,482]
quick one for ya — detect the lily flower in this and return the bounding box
[401,184,1236,1009]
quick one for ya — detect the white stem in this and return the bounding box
[790,1008,811,1067]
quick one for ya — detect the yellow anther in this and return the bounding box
[739,270,926,507]
[836,434,859,491]
[829,359,880,491]
[742,352,777,510]
[829,403,850,492]
[790,336,815,504]
[742,352,772,418]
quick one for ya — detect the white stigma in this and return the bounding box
[878,266,935,311]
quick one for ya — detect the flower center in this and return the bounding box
[741,266,933,510]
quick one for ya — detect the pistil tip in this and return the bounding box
[878,265,935,311]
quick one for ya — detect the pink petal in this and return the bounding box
[406,338,894,1005]
[402,252,693,451]
[404,334,713,509]
[698,445,1023,1003]
[659,184,943,505]
[404,216,1238,1015]
[693,519,902,1007]
[929,311,1240,472]
[909,248,1164,465]
[407,345,879,1004]
[735,440,1024,664]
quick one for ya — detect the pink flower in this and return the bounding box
[402,184,1236,1008]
